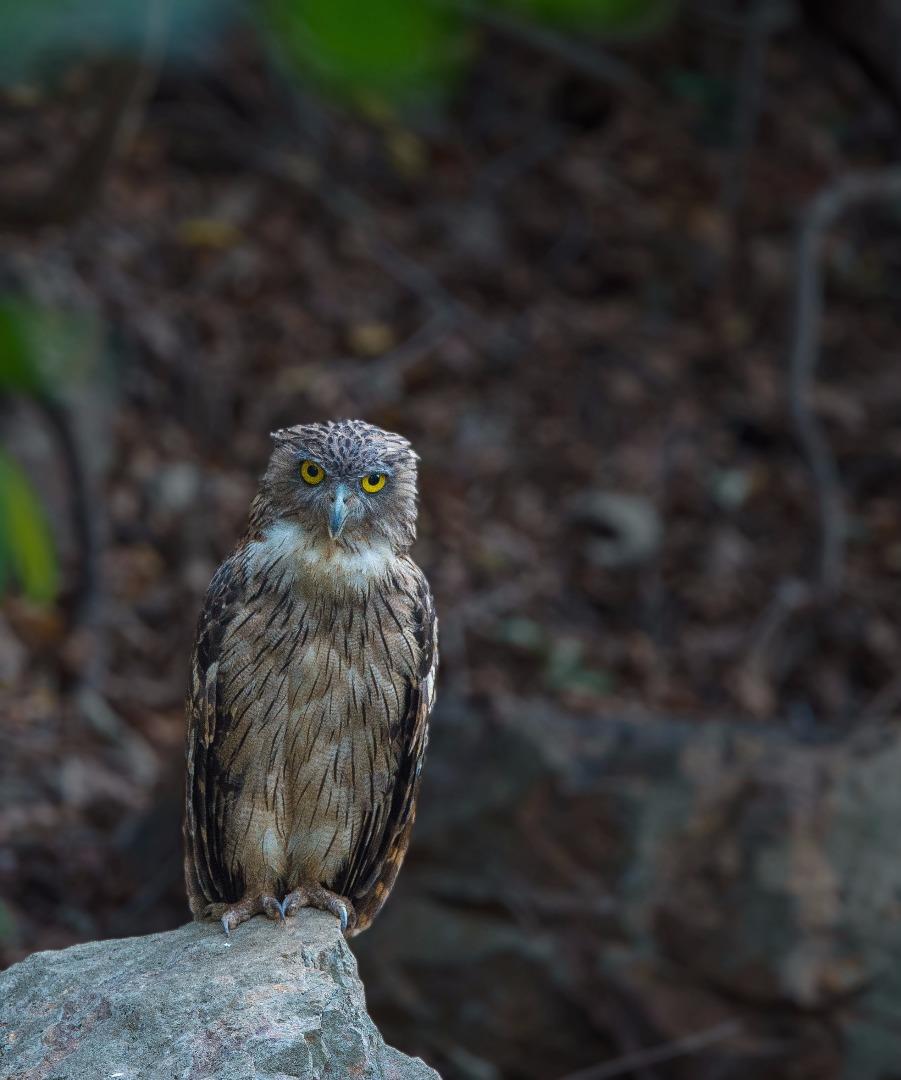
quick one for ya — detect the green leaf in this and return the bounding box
[0,297,102,397]
[0,299,48,395]
[502,0,678,36]
[0,450,59,603]
[260,0,464,103]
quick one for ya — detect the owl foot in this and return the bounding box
[220,892,284,936]
[279,884,357,934]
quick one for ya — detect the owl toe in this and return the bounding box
[262,895,285,923]
[219,891,283,934]
[279,888,309,919]
[316,890,355,933]
[278,885,355,933]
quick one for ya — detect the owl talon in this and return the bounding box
[262,895,285,924]
[219,892,282,935]
[280,887,309,919]
[280,885,355,934]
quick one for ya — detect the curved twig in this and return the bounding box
[556,1020,742,1080]
[33,395,100,632]
[447,0,645,93]
[789,166,901,594]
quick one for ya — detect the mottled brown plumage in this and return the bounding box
[183,420,437,936]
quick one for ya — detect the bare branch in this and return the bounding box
[556,1020,742,1080]
[33,396,100,631]
[789,166,901,594]
[440,0,646,93]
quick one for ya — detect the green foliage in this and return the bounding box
[0,0,678,104]
[0,298,98,395]
[260,0,465,103]
[0,450,58,603]
[0,300,48,396]
[0,298,100,605]
[503,0,678,36]
[261,0,677,103]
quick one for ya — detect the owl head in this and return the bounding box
[251,419,419,552]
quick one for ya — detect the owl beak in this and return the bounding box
[328,484,350,539]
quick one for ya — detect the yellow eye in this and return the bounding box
[360,472,387,493]
[300,460,325,486]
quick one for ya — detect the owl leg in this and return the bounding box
[280,884,357,934]
[220,891,284,936]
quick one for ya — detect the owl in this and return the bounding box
[183,420,437,936]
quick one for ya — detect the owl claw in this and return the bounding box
[337,904,349,933]
[219,892,282,935]
[260,895,283,924]
[279,887,309,919]
[279,885,355,934]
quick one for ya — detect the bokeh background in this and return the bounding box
[2,1,901,1077]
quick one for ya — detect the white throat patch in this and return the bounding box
[250,521,395,593]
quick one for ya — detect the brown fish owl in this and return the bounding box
[183,420,437,936]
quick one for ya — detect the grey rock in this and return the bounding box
[0,910,439,1080]
[356,702,901,1079]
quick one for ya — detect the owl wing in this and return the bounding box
[183,551,251,916]
[338,566,438,934]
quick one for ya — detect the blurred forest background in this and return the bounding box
[2,0,901,1077]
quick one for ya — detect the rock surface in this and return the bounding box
[0,910,439,1080]
[355,702,901,1079]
